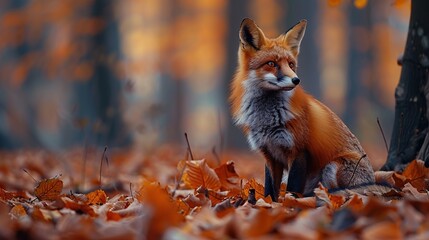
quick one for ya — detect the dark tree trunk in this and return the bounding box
[382,0,429,171]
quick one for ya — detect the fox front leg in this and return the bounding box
[286,153,309,195]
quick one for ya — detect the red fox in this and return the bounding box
[230,18,375,201]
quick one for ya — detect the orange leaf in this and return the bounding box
[283,195,316,209]
[10,204,27,219]
[344,194,364,212]
[86,189,107,205]
[314,184,345,210]
[61,197,97,217]
[215,161,241,191]
[243,178,265,200]
[402,160,429,191]
[34,178,63,201]
[361,221,402,240]
[182,159,221,190]
[139,183,184,239]
[0,188,15,201]
[243,208,285,237]
[106,210,122,221]
[32,207,50,223]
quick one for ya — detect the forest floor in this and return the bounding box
[1,145,429,239]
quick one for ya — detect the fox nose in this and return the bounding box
[292,77,300,85]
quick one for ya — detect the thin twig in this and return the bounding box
[129,182,134,199]
[184,132,195,160]
[99,146,108,188]
[22,169,37,182]
[377,117,389,152]
[347,154,367,187]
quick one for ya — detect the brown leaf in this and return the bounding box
[9,204,27,219]
[138,182,184,239]
[314,184,345,210]
[344,194,364,212]
[402,160,429,191]
[243,208,285,237]
[214,161,241,190]
[182,159,221,190]
[106,210,122,221]
[374,170,395,186]
[61,197,97,217]
[86,189,107,205]
[243,179,265,200]
[0,188,15,202]
[282,194,317,209]
[361,221,402,240]
[402,183,429,201]
[34,178,63,201]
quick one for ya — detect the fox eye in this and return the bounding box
[267,61,276,67]
[289,62,295,68]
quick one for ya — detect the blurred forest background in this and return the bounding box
[0,0,410,168]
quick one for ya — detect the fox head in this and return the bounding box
[237,18,307,91]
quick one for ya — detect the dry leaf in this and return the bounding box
[86,189,107,205]
[61,197,97,217]
[374,170,396,186]
[402,160,429,191]
[139,182,184,239]
[0,188,15,202]
[243,179,265,200]
[242,208,284,237]
[314,184,345,210]
[214,161,241,191]
[34,178,63,201]
[9,204,27,219]
[283,194,317,209]
[182,159,221,191]
[361,221,402,240]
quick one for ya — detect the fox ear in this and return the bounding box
[282,20,307,56]
[239,18,266,50]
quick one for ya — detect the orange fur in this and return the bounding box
[230,18,374,198]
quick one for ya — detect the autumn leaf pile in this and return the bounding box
[1,147,429,239]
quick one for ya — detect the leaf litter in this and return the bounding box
[1,148,429,239]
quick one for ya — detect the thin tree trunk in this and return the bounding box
[382,0,429,171]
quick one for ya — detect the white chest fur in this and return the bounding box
[235,76,296,156]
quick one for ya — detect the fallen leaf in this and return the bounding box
[374,171,395,186]
[283,194,317,209]
[182,159,221,191]
[314,184,345,210]
[139,182,185,239]
[86,189,107,205]
[242,207,285,237]
[361,221,402,240]
[9,204,27,219]
[0,188,15,202]
[402,183,429,201]
[34,178,63,201]
[243,179,265,200]
[402,160,429,191]
[214,161,241,191]
[61,197,97,217]
[106,210,122,221]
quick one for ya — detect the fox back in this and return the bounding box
[230,18,375,201]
